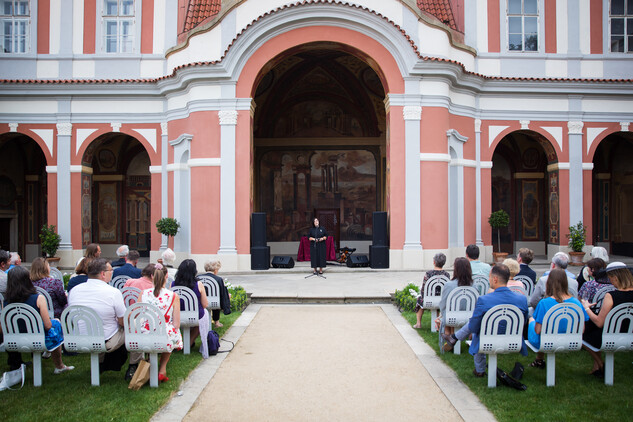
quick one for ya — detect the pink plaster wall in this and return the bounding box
[387,106,405,249]
[235,110,253,254]
[190,166,221,253]
[70,172,82,248]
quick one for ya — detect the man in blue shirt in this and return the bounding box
[466,244,491,277]
[112,249,142,279]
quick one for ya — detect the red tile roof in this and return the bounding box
[417,0,457,31]
[184,0,221,33]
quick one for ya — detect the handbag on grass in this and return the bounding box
[128,360,151,391]
[0,364,26,391]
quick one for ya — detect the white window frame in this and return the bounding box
[609,0,633,52]
[1,0,30,54]
[506,0,539,52]
[101,0,136,54]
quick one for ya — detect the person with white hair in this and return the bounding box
[202,260,232,328]
[577,246,610,290]
[111,245,129,268]
[529,252,579,308]
[161,248,178,280]
[7,252,21,271]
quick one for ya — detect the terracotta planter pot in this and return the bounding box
[45,257,61,267]
[493,252,508,263]
[569,251,585,266]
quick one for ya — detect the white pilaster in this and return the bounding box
[403,105,422,252]
[56,122,72,251]
[475,119,483,246]
[568,121,584,226]
[160,122,169,251]
[218,110,238,255]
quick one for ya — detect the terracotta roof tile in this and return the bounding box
[417,0,457,31]
[184,0,221,33]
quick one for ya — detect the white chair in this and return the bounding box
[478,304,525,387]
[591,285,617,314]
[198,275,221,312]
[525,302,585,386]
[0,292,4,310]
[124,302,169,388]
[422,275,449,333]
[514,275,535,297]
[110,275,130,291]
[60,305,107,386]
[170,286,199,355]
[508,285,528,297]
[582,303,633,385]
[472,276,490,296]
[0,303,47,386]
[122,286,142,308]
[34,286,54,317]
[443,286,479,354]
[49,267,63,281]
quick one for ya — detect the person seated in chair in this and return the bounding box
[124,263,160,291]
[68,259,142,380]
[516,248,537,284]
[466,244,491,278]
[112,249,142,279]
[203,260,232,328]
[8,252,21,271]
[442,264,529,378]
[111,245,129,268]
[529,252,578,309]
[413,252,449,329]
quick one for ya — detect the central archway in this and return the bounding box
[252,42,388,257]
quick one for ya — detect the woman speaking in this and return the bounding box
[309,218,328,275]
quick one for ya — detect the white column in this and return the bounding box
[475,119,483,246]
[56,122,72,250]
[403,105,422,251]
[160,122,169,251]
[218,110,237,254]
[568,121,584,226]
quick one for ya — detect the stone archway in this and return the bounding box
[0,132,47,260]
[252,42,387,257]
[491,130,558,255]
[82,133,152,257]
[593,131,633,256]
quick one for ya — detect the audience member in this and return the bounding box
[413,253,450,329]
[30,257,68,319]
[442,264,529,377]
[67,258,92,292]
[111,245,129,268]
[2,266,74,374]
[113,250,142,279]
[161,248,178,280]
[8,252,21,271]
[68,258,142,379]
[516,248,537,283]
[466,244,491,277]
[172,259,210,356]
[582,262,633,376]
[0,249,9,294]
[577,247,609,290]
[527,269,589,369]
[125,263,161,291]
[529,252,579,308]
[503,258,522,289]
[203,260,232,328]
[76,243,102,266]
[437,257,473,333]
[138,265,183,382]
[577,258,610,302]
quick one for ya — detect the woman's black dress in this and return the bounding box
[309,226,328,268]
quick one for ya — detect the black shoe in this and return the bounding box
[497,368,527,390]
[124,364,138,381]
[590,367,604,378]
[510,361,525,381]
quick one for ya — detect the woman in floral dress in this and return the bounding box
[138,264,183,382]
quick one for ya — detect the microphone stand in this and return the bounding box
[305,237,327,279]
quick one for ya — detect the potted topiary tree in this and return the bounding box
[40,224,62,266]
[156,217,180,247]
[567,221,587,266]
[488,209,510,263]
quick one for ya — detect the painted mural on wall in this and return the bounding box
[98,182,118,242]
[259,149,377,242]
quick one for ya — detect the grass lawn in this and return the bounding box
[402,310,633,422]
[0,311,241,422]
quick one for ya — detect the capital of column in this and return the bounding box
[567,121,584,135]
[474,119,482,133]
[219,110,238,125]
[56,122,72,136]
[160,122,168,136]
[620,122,630,132]
[8,123,18,132]
[520,120,530,130]
[110,122,122,132]
[403,106,422,121]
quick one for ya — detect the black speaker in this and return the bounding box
[373,212,387,246]
[271,256,295,268]
[370,245,389,269]
[251,246,270,270]
[347,254,369,267]
[251,212,267,247]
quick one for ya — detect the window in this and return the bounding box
[610,0,633,52]
[1,0,29,53]
[103,0,134,53]
[507,0,538,52]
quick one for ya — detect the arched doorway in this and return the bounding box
[491,131,558,255]
[593,132,633,256]
[252,42,386,255]
[82,133,151,257]
[0,132,47,260]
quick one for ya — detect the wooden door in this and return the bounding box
[315,209,340,251]
[126,176,151,256]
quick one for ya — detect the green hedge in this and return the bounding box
[394,283,419,312]
[228,285,248,312]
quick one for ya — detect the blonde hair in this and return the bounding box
[609,268,633,290]
[204,260,222,273]
[153,268,167,297]
[502,258,520,278]
[30,257,50,281]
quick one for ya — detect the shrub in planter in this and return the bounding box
[567,221,587,252]
[394,283,420,313]
[39,224,61,258]
[488,210,510,253]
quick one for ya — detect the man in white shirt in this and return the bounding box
[68,258,142,380]
[528,252,579,308]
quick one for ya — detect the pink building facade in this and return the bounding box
[0,0,632,270]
